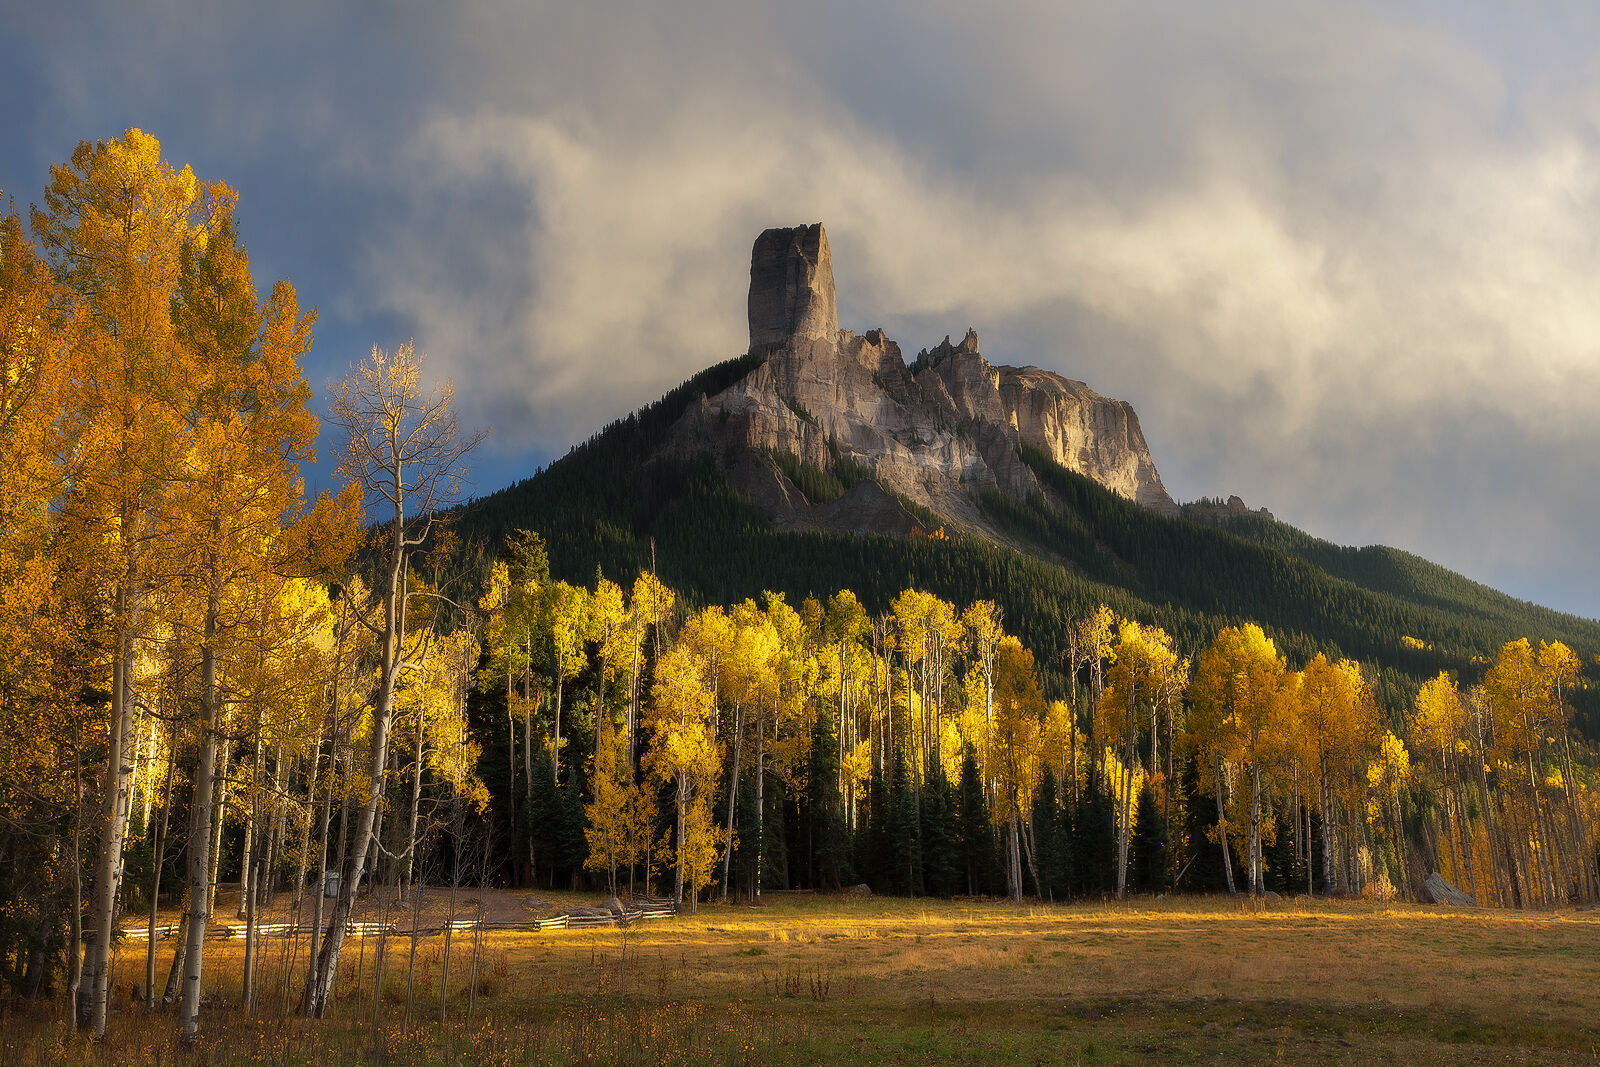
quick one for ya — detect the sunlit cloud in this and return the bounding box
[5,1,1600,614]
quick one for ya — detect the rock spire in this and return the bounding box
[747,223,837,352]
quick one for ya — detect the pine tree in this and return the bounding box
[861,770,891,892]
[1071,779,1117,896]
[1264,811,1298,894]
[1048,787,1074,898]
[955,747,996,896]
[1177,758,1229,893]
[1031,774,1061,900]
[919,770,957,897]
[886,757,921,895]
[1129,782,1167,893]
[805,711,851,890]
[765,783,791,892]
[528,742,560,883]
[558,770,589,889]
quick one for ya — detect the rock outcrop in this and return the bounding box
[1185,494,1275,525]
[747,224,836,352]
[1422,873,1475,907]
[670,222,1177,535]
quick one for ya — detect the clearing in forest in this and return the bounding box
[6,892,1600,1064]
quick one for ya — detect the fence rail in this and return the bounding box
[118,895,679,943]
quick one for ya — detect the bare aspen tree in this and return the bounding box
[305,341,480,1017]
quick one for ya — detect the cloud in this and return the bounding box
[7,1,1600,614]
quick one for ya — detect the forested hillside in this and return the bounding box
[448,363,1600,737]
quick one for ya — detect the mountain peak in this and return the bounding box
[677,223,1178,535]
[917,328,983,367]
[748,223,837,352]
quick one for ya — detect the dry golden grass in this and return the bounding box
[5,893,1598,1064]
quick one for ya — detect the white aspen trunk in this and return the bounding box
[1304,786,1314,896]
[241,733,266,1011]
[628,630,642,773]
[66,724,85,1026]
[1116,696,1135,898]
[1068,686,1079,809]
[440,825,459,1024]
[838,643,847,820]
[1249,763,1263,896]
[523,642,533,803]
[179,599,223,1045]
[1008,815,1023,904]
[505,665,516,843]
[1319,759,1336,894]
[553,669,563,787]
[594,652,609,804]
[139,712,158,834]
[305,518,408,1018]
[241,805,260,1014]
[236,809,253,919]
[1088,655,1103,795]
[237,739,258,920]
[301,731,338,1009]
[79,620,138,1037]
[673,771,687,910]
[145,732,176,1007]
[266,748,286,907]
[1163,700,1176,889]
[161,906,187,1002]
[293,720,325,912]
[886,659,894,772]
[206,746,232,914]
[1020,800,1043,898]
[1116,760,1132,898]
[1560,737,1597,900]
[720,703,742,903]
[1148,702,1158,779]
[1216,757,1236,894]
[755,712,765,899]
[402,704,425,902]
[371,741,393,890]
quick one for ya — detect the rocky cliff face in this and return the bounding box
[670,223,1177,533]
[748,223,837,351]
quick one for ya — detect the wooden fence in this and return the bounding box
[118,895,680,942]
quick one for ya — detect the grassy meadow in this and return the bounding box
[3,893,1598,1065]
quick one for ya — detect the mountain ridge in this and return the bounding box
[667,223,1177,540]
[447,223,1600,733]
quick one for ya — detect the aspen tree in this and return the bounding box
[760,592,813,896]
[163,197,324,1044]
[1412,673,1477,896]
[1067,606,1117,797]
[715,600,776,901]
[992,636,1045,901]
[1099,620,1180,898]
[645,640,723,911]
[33,130,203,1036]
[625,572,673,893]
[1297,654,1369,893]
[827,591,871,827]
[587,577,630,791]
[0,205,85,996]
[542,580,589,786]
[628,572,675,764]
[305,341,478,1018]
[1190,624,1284,896]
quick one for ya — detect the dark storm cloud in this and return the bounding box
[5,2,1600,615]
